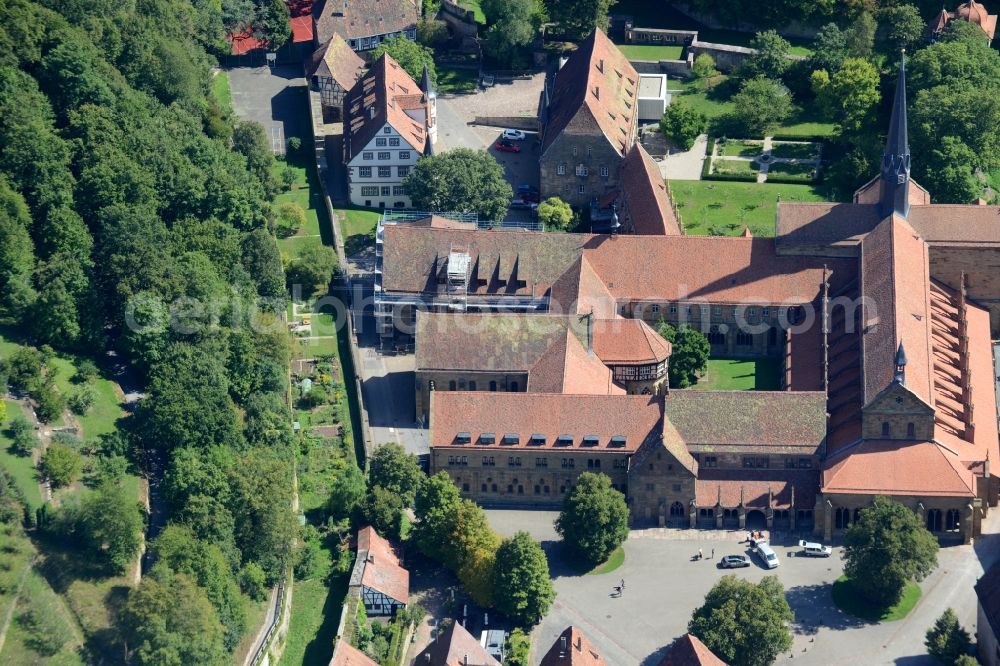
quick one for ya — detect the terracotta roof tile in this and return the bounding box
[306,34,365,87]
[315,0,419,45]
[694,470,818,509]
[542,29,639,156]
[416,620,500,666]
[527,329,622,395]
[631,416,699,476]
[345,54,426,160]
[666,391,828,452]
[331,639,380,666]
[591,318,671,365]
[356,526,409,604]
[430,392,664,451]
[659,634,727,666]
[618,144,680,236]
[539,627,608,666]
[822,440,976,496]
[582,235,854,304]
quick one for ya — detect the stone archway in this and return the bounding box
[745,509,767,530]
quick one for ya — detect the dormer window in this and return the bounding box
[530,434,546,446]
[480,432,496,445]
[502,433,519,445]
[582,435,599,447]
[610,436,627,448]
[456,432,471,444]
[557,434,574,447]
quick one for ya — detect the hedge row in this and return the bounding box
[703,172,758,183]
[701,136,717,179]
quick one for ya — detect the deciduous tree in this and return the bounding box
[412,471,462,564]
[555,472,628,567]
[481,0,543,69]
[547,0,611,40]
[404,149,512,221]
[660,100,707,150]
[689,575,793,666]
[371,37,436,85]
[40,443,82,488]
[361,485,404,539]
[287,243,337,297]
[843,496,938,606]
[79,482,145,573]
[537,197,573,231]
[876,4,925,57]
[493,531,554,625]
[925,608,971,665]
[729,77,791,136]
[328,461,367,520]
[368,443,425,507]
[656,323,710,389]
[743,30,790,79]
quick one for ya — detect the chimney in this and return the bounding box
[559,637,567,656]
[463,655,468,666]
[368,553,375,563]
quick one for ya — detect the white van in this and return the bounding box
[756,541,780,569]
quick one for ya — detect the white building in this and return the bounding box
[637,73,669,122]
[343,55,437,209]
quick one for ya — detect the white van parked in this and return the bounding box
[756,541,780,569]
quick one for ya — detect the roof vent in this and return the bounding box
[598,58,604,72]
[593,86,600,100]
[560,636,567,656]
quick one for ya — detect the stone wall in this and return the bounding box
[438,0,478,44]
[539,129,625,207]
[629,446,697,526]
[416,370,528,422]
[815,493,982,544]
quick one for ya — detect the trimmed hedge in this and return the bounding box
[770,133,832,143]
[763,174,815,184]
[701,136,717,179]
[703,172,758,183]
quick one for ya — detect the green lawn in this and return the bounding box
[718,139,763,158]
[832,576,922,622]
[615,44,684,61]
[212,70,233,116]
[337,206,381,257]
[668,180,828,237]
[693,358,782,391]
[274,154,330,263]
[766,161,817,180]
[0,524,34,654]
[0,400,42,510]
[712,159,758,176]
[437,66,479,94]
[1,570,85,665]
[587,546,626,576]
[769,142,819,159]
[456,0,485,24]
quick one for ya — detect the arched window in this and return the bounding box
[669,501,685,517]
[448,380,457,391]
[906,422,915,438]
[945,509,960,531]
[853,508,861,524]
[835,507,850,529]
[926,508,942,532]
[481,483,487,492]
[881,421,891,437]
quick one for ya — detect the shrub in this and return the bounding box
[537,197,573,231]
[239,562,268,601]
[286,136,302,153]
[72,359,99,384]
[40,444,83,488]
[33,384,66,423]
[68,385,96,415]
[280,166,297,192]
[660,99,707,151]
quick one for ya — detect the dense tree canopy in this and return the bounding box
[660,99,708,150]
[657,323,710,389]
[729,77,792,136]
[493,531,555,625]
[371,37,436,85]
[689,576,793,666]
[368,443,425,507]
[555,472,628,567]
[547,0,611,39]
[404,149,513,221]
[843,496,938,606]
[482,0,544,69]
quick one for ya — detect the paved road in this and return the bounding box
[436,96,487,153]
[482,508,1000,666]
[659,133,708,181]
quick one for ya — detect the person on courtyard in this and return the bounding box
[698,548,703,560]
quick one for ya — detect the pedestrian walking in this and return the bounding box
[620,579,625,590]
[711,548,715,559]
[698,547,703,560]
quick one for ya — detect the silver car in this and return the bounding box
[798,540,832,557]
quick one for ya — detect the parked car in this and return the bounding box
[797,540,832,557]
[510,198,538,210]
[755,541,780,569]
[517,184,540,202]
[718,554,751,569]
[495,139,521,153]
[502,128,526,141]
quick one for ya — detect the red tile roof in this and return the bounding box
[430,392,664,451]
[345,54,426,160]
[228,29,266,55]
[416,620,500,666]
[540,627,608,666]
[526,329,622,396]
[618,143,680,236]
[859,215,934,406]
[695,470,819,509]
[331,639,380,666]
[582,235,854,305]
[954,1,997,39]
[356,526,409,604]
[591,318,671,365]
[542,29,639,157]
[289,0,315,42]
[659,634,727,666]
[822,440,976,496]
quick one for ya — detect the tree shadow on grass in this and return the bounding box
[786,582,869,634]
[301,573,349,666]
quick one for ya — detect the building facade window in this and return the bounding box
[377,152,391,160]
[482,456,495,466]
[576,165,589,176]
[392,186,406,195]
[360,186,378,196]
[397,166,410,177]
[882,421,891,437]
[378,166,391,178]
[389,137,400,147]
[736,331,753,346]
[363,152,373,160]
[383,126,391,133]
[535,458,547,467]
[380,186,390,196]
[508,456,521,467]
[702,456,717,468]
[578,184,585,194]
[600,165,609,177]
[359,166,372,178]
[400,151,411,160]
[742,456,768,468]
[557,163,566,175]
[376,138,387,147]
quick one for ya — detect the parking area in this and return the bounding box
[228,65,308,151]
[481,509,999,666]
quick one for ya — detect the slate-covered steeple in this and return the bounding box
[880,53,911,220]
[894,341,907,385]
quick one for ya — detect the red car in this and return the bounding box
[495,139,521,153]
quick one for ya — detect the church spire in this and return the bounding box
[881,52,911,220]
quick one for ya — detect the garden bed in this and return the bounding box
[769,142,819,160]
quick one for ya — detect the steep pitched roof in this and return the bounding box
[822,440,976,496]
[695,470,818,509]
[542,29,639,156]
[416,620,500,666]
[956,1,997,38]
[381,226,585,298]
[306,33,365,87]
[618,143,680,236]
[976,562,1000,643]
[355,526,409,604]
[527,329,622,396]
[859,215,934,406]
[539,627,608,666]
[666,391,828,452]
[659,634,727,666]
[315,0,419,44]
[591,318,671,365]
[344,54,426,160]
[631,416,699,476]
[331,639,380,666]
[430,392,664,451]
